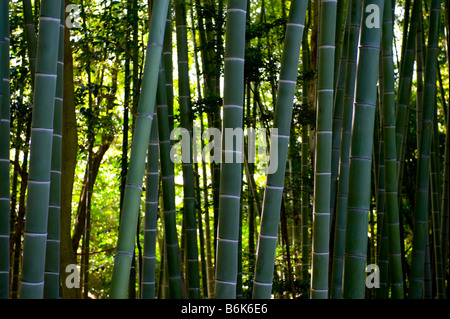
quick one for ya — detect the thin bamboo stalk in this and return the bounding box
[110,0,170,299]
[328,0,362,286]
[22,0,37,87]
[408,0,441,299]
[156,62,182,299]
[175,0,200,298]
[0,0,10,299]
[141,109,159,299]
[330,0,351,228]
[200,114,215,299]
[430,106,445,298]
[380,0,404,298]
[440,100,449,289]
[300,19,311,283]
[395,0,419,181]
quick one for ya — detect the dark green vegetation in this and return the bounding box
[0,0,449,299]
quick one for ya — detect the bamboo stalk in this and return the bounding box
[380,0,404,298]
[330,0,361,299]
[141,109,159,299]
[43,3,65,299]
[156,62,182,299]
[0,0,10,299]
[175,0,200,298]
[252,0,308,299]
[330,0,351,229]
[215,0,247,299]
[342,0,384,299]
[310,0,337,299]
[408,0,441,299]
[110,0,170,299]
[19,0,62,299]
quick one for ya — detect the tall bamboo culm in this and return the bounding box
[43,3,65,299]
[395,0,419,183]
[342,0,384,299]
[156,62,182,299]
[330,0,351,227]
[330,0,361,299]
[252,0,307,299]
[380,0,404,298]
[408,0,441,299]
[174,0,200,299]
[310,0,337,299]
[0,0,10,299]
[110,0,170,299]
[19,0,62,299]
[215,0,247,299]
[141,109,159,299]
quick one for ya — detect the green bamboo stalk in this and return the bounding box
[300,22,311,283]
[380,0,404,298]
[252,0,307,299]
[330,0,361,299]
[0,0,10,300]
[201,114,215,299]
[194,160,207,298]
[11,127,31,299]
[214,0,247,299]
[163,7,174,133]
[174,0,200,299]
[395,0,419,173]
[310,0,337,299]
[236,201,243,299]
[415,4,424,147]
[141,109,159,299]
[376,216,389,298]
[423,234,432,298]
[22,0,37,86]
[300,126,310,281]
[408,0,441,299]
[440,103,449,286]
[333,0,347,95]
[19,0,62,299]
[330,0,351,225]
[342,0,384,299]
[43,3,64,299]
[396,0,421,215]
[430,108,445,298]
[189,10,209,298]
[110,0,170,299]
[156,62,182,299]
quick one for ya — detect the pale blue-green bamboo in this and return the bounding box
[252,0,307,299]
[310,0,337,299]
[330,0,361,299]
[19,0,62,299]
[43,2,64,299]
[110,0,170,298]
[215,0,247,299]
[342,0,384,299]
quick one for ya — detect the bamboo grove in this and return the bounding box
[0,0,448,300]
